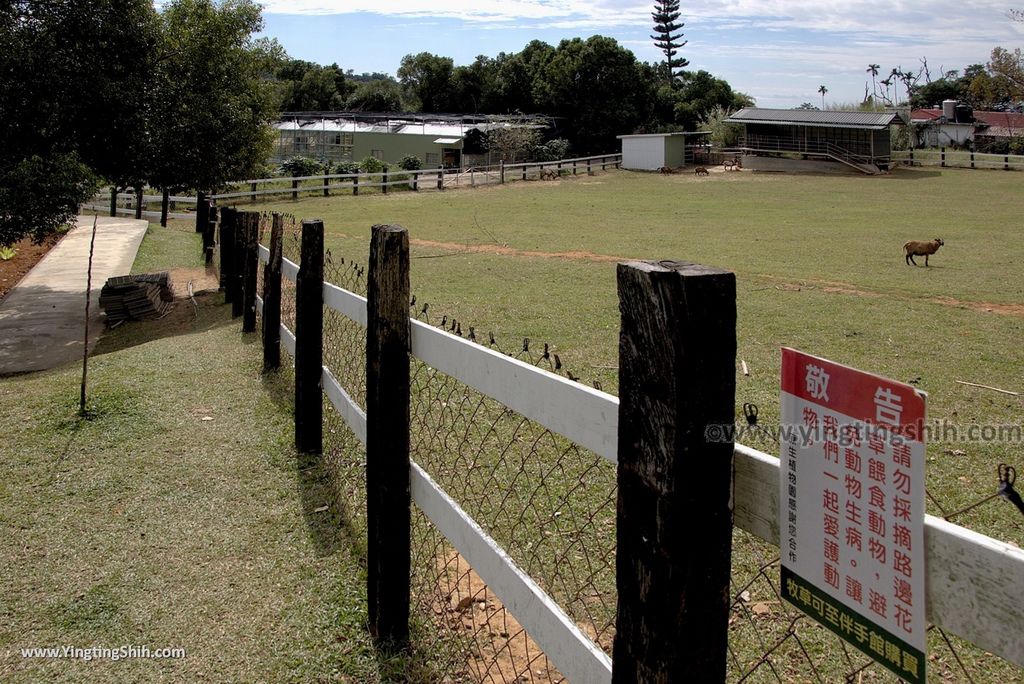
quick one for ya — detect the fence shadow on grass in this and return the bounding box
[91,291,234,357]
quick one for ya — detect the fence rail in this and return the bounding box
[894,148,1024,170]
[223,210,1024,681]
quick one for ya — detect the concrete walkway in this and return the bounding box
[0,216,148,375]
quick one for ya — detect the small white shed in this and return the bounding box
[617,132,690,170]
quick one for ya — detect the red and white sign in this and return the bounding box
[780,348,927,683]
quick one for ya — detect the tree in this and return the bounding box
[484,127,541,163]
[818,85,828,108]
[398,52,456,112]
[277,60,354,111]
[698,105,742,149]
[346,79,405,111]
[867,64,880,101]
[0,0,160,244]
[148,0,280,195]
[988,47,1024,99]
[651,0,688,87]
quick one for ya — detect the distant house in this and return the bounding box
[911,104,1024,151]
[724,108,904,174]
[271,112,550,169]
[616,132,710,170]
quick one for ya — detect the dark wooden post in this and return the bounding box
[250,181,257,203]
[134,184,144,220]
[436,169,443,190]
[220,207,235,296]
[382,166,389,195]
[160,189,170,227]
[353,175,359,196]
[522,165,527,181]
[231,212,247,318]
[262,214,283,372]
[195,191,208,233]
[323,175,330,197]
[557,161,562,176]
[500,161,505,184]
[294,218,324,455]
[242,213,258,333]
[587,157,592,174]
[366,224,411,648]
[910,149,915,166]
[970,151,975,169]
[109,186,118,217]
[612,260,736,684]
[411,171,418,191]
[573,160,578,176]
[204,206,217,265]
[941,147,946,167]
[1005,155,1010,170]
[291,178,299,200]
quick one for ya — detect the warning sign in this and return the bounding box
[780,348,927,683]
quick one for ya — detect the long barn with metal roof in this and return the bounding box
[724,108,905,174]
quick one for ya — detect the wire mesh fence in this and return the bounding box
[248,215,1022,683]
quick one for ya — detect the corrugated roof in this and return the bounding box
[725,108,904,129]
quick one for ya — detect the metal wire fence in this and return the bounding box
[249,217,1022,683]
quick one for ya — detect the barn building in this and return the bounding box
[724,108,905,174]
[272,112,550,169]
[617,132,710,170]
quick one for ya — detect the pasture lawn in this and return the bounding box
[0,225,414,683]
[252,166,1024,546]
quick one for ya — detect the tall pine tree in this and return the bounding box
[651,0,688,87]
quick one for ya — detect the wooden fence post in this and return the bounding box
[231,212,247,318]
[353,175,359,196]
[437,169,443,190]
[500,161,505,184]
[262,214,283,372]
[220,207,235,297]
[109,186,118,217]
[291,178,299,201]
[160,189,170,227]
[522,164,527,181]
[195,191,207,233]
[1005,155,1010,171]
[294,218,324,455]
[242,213,258,333]
[250,181,257,203]
[204,205,217,265]
[573,160,578,176]
[612,260,736,683]
[383,166,389,195]
[587,158,592,174]
[323,175,329,197]
[366,224,411,648]
[910,149,915,166]
[970,151,976,169]
[411,171,419,191]
[134,184,144,220]
[941,147,946,167]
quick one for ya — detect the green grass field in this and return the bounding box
[250,166,1024,542]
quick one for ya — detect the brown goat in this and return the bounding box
[694,166,709,176]
[659,166,675,174]
[903,238,944,266]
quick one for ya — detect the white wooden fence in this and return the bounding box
[254,242,1024,681]
[894,148,1024,171]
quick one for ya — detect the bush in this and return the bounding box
[279,156,323,177]
[331,161,360,175]
[359,156,385,174]
[534,138,570,162]
[399,155,422,171]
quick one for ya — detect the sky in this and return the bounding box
[258,0,1024,109]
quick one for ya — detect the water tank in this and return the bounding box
[955,104,974,123]
[942,99,957,120]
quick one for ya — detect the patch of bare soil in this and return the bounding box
[167,266,220,296]
[408,238,629,264]
[429,549,613,684]
[757,274,1024,317]
[0,233,63,303]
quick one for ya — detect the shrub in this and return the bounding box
[331,161,360,175]
[279,156,323,177]
[534,138,570,162]
[399,155,422,171]
[0,245,16,261]
[359,156,385,174]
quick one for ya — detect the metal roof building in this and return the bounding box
[724,108,905,174]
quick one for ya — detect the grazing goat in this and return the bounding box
[903,238,944,266]
[539,168,559,180]
[694,166,709,176]
[659,166,675,174]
